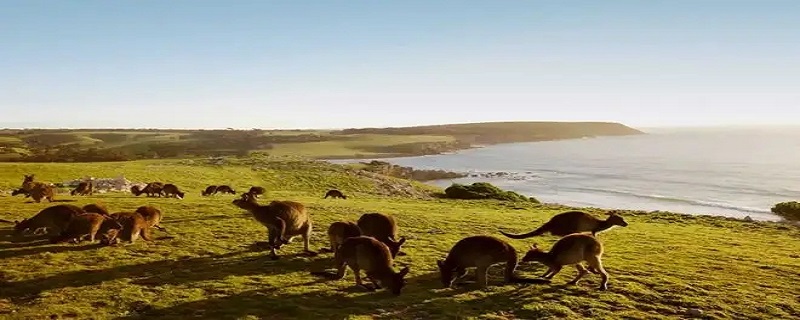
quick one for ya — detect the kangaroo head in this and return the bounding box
[385,236,406,258]
[521,243,547,262]
[384,266,410,296]
[607,212,628,227]
[436,259,456,287]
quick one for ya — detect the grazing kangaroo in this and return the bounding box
[135,205,167,231]
[162,183,185,199]
[319,221,362,254]
[437,235,551,288]
[521,233,610,290]
[312,236,410,295]
[246,186,266,197]
[357,213,406,258]
[202,185,218,196]
[13,204,84,236]
[324,189,347,199]
[130,182,164,197]
[499,211,629,239]
[82,203,110,215]
[20,175,55,203]
[216,185,236,194]
[104,211,152,244]
[49,212,123,244]
[70,180,93,196]
[231,193,316,259]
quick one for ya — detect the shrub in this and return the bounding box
[771,201,800,221]
[444,182,539,203]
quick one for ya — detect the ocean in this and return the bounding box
[330,127,800,221]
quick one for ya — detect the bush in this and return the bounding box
[444,182,539,203]
[771,201,800,221]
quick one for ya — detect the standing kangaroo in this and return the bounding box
[232,193,316,259]
[499,211,628,239]
[437,235,551,288]
[521,233,610,290]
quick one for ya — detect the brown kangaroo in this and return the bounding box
[202,185,218,196]
[319,221,362,254]
[104,211,153,244]
[521,233,610,290]
[324,189,347,199]
[70,181,93,196]
[437,235,551,288]
[357,212,406,258]
[312,236,410,295]
[20,174,55,203]
[49,212,123,244]
[231,193,316,259]
[13,204,84,236]
[130,182,164,197]
[161,183,185,199]
[216,185,236,194]
[135,205,167,232]
[499,211,629,239]
[82,203,110,216]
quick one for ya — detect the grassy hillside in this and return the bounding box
[1,158,798,319]
[0,121,643,162]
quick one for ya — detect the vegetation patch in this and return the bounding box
[771,201,800,221]
[444,182,540,203]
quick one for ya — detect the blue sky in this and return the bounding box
[1,0,799,129]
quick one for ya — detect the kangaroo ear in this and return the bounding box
[398,266,410,277]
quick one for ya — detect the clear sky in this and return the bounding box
[1,0,799,129]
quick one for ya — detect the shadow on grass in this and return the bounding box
[1,247,331,303]
[117,268,563,320]
[0,242,105,259]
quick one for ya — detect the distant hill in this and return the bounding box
[0,121,643,162]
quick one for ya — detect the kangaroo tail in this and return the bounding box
[499,224,548,239]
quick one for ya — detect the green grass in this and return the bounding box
[1,158,799,319]
[266,134,455,158]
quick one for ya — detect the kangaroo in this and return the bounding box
[70,181,93,196]
[521,233,610,290]
[357,213,406,258]
[437,235,551,288]
[319,221,362,254]
[231,193,316,259]
[130,182,164,197]
[135,205,166,231]
[82,203,110,215]
[312,236,410,295]
[20,174,55,203]
[49,212,123,244]
[13,204,84,236]
[246,186,266,197]
[324,189,347,199]
[202,185,218,196]
[161,183,185,199]
[104,211,153,244]
[499,211,629,239]
[216,185,236,194]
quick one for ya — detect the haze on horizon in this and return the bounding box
[1,0,799,130]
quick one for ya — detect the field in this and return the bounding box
[1,157,799,319]
[0,121,643,162]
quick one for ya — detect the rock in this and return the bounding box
[743,216,753,222]
[687,308,703,317]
